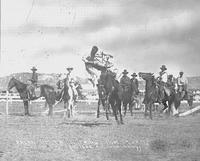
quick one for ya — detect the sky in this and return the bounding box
[1,0,200,78]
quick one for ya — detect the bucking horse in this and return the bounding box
[97,70,123,124]
[7,77,74,117]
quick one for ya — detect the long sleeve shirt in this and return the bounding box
[131,78,139,92]
[31,72,38,83]
[177,76,188,86]
[159,71,168,83]
[120,75,131,88]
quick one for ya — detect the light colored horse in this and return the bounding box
[63,84,76,118]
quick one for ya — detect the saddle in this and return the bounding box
[27,84,40,100]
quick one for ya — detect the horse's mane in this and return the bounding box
[11,77,27,86]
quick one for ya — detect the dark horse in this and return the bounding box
[7,77,56,116]
[96,83,107,118]
[98,71,123,124]
[119,86,133,116]
[138,72,179,119]
[175,88,193,109]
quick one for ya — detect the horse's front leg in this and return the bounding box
[24,100,30,116]
[149,103,152,120]
[48,104,53,117]
[111,102,118,122]
[105,97,110,120]
[129,101,133,116]
[144,103,148,117]
[97,99,101,118]
[70,99,74,117]
[117,100,123,124]
[123,102,127,116]
[63,101,69,118]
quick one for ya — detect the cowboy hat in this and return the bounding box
[122,69,128,74]
[160,65,167,71]
[131,72,137,77]
[31,66,37,71]
[92,46,98,51]
[66,67,73,71]
[179,71,184,74]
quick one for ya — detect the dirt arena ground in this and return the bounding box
[0,101,200,161]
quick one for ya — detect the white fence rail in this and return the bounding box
[0,94,98,103]
[0,92,98,115]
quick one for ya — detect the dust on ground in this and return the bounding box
[0,101,200,161]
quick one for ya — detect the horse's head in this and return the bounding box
[138,72,154,81]
[7,77,16,92]
[99,70,118,93]
[138,72,157,89]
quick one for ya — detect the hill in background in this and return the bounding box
[0,73,200,91]
[0,73,89,91]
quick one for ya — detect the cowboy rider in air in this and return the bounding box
[83,46,113,87]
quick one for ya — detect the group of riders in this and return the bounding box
[27,66,78,101]
[27,46,188,105]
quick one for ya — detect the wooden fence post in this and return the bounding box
[6,91,9,115]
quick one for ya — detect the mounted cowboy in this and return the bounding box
[65,67,78,100]
[83,46,113,87]
[56,67,78,102]
[27,66,38,99]
[56,73,63,89]
[157,65,168,102]
[130,72,139,99]
[177,71,188,99]
[119,69,131,92]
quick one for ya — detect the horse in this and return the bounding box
[119,86,133,116]
[99,70,123,124]
[7,77,56,116]
[138,72,178,119]
[175,87,193,109]
[52,78,76,118]
[62,80,75,118]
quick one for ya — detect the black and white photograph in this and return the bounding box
[1,0,200,160]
